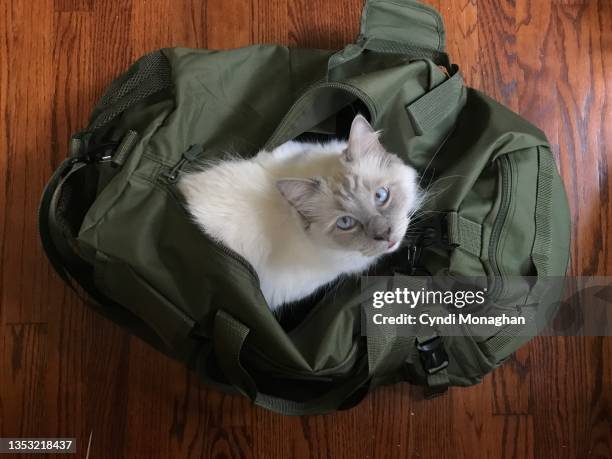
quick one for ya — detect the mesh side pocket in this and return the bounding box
[89,50,172,131]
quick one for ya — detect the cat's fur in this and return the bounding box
[179,115,421,310]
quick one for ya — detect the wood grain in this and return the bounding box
[0,0,610,458]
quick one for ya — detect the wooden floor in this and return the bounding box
[1,0,611,457]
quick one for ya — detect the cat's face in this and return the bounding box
[277,115,421,257]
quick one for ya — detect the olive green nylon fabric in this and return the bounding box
[39,0,571,415]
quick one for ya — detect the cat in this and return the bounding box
[178,115,421,311]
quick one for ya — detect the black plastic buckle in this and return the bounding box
[420,214,455,249]
[416,337,449,375]
[70,131,120,163]
[403,214,458,274]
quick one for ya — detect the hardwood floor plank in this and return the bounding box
[288,0,360,49]
[54,0,92,12]
[0,1,9,326]
[299,405,374,459]
[435,0,481,88]
[477,0,518,110]
[406,385,453,458]
[130,0,207,56]
[0,324,48,437]
[52,11,95,167]
[83,326,131,459]
[253,0,288,45]
[490,415,535,459]
[450,379,498,459]
[42,297,90,455]
[0,0,610,457]
[0,0,55,324]
[369,385,412,459]
[514,3,611,453]
[491,346,531,415]
[206,0,252,49]
[90,0,133,101]
[529,336,611,458]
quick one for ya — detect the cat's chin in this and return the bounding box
[362,241,401,258]
[386,241,400,252]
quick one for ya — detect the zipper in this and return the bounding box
[264,80,377,150]
[162,144,203,183]
[488,155,513,299]
[210,238,260,284]
[162,144,261,284]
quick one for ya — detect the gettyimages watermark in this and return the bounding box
[361,276,612,337]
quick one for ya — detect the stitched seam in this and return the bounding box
[363,0,444,50]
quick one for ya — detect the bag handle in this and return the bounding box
[213,310,371,415]
[405,65,466,135]
[39,158,86,290]
[328,0,449,75]
[358,0,446,50]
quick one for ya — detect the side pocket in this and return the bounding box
[94,252,196,352]
[477,146,570,364]
[487,150,540,298]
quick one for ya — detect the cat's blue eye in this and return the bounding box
[375,187,390,204]
[336,216,357,230]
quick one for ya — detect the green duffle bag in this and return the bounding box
[39,0,570,415]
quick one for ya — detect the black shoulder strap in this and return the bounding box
[38,158,86,290]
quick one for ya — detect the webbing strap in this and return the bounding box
[531,149,555,277]
[416,334,450,390]
[479,306,537,358]
[447,212,483,257]
[38,158,83,290]
[367,335,413,380]
[405,68,465,135]
[366,276,425,380]
[213,310,257,399]
[212,310,371,416]
[365,277,449,391]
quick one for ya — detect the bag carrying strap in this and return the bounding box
[446,211,483,257]
[415,334,450,395]
[213,310,371,416]
[405,66,465,136]
[531,149,555,277]
[361,276,451,395]
[359,0,446,49]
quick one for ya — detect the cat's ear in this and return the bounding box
[276,178,322,221]
[346,114,382,161]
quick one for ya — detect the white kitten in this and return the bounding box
[179,115,420,310]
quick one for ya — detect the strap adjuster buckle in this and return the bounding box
[416,337,449,375]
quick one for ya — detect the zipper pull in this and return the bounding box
[163,144,203,183]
